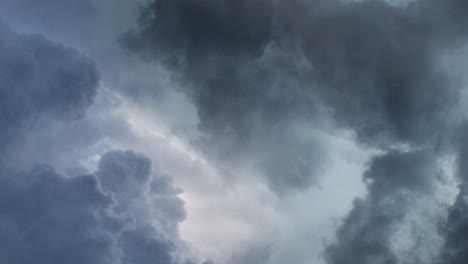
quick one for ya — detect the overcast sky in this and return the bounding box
[0,0,468,263]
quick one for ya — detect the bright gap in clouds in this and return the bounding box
[108,93,371,263]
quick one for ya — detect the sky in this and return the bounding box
[0,0,468,263]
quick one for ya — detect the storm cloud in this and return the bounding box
[126,0,468,262]
[0,21,98,152]
[127,0,468,146]
[0,150,191,264]
[2,0,468,263]
[0,20,205,264]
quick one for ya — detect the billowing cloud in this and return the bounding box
[2,0,468,263]
[96,150,187,236]
[0,166,123,264]
[0,150,192,264]
[126,0,468,147]
[0,20,207,264]
[96,150,190,264]
[325,149,441,264]
[124,0,326,193]
[438,126,468,264]
[125,0,468,262]
[0,21,98,151]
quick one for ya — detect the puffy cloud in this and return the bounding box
[439,188,468,264]
[438,126,468,264]
[0,20,205,264]
[96,150,187,236]
[96,150,189,264]
[124,0,468,195]
[2,0,468,263]
[0,150,190,264]
[0,21,98,151]
[125,0,468,261]
[124,0,326,193]
[325,149,441,264]
[0,165,123,264]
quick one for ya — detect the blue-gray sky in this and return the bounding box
[0,0,468,263]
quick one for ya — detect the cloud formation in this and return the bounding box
[0,21,98,151]
[0,21,206,264]
[2,0,468,263]
[125,0,468,262]
[0,150,191,264]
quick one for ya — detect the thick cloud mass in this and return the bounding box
[126,0,468,262]
[125,0,326,193]
[125,0,468,194]
[0,21,203,264]
[0,166,123,264]
[325,149,440,264]
[0,21,98,150]
[96,150,186,264]
[2,0,468,263]
[0,151,188,264]
[438,128,468,264]
[96,150,187,236]
[127,0,468,146]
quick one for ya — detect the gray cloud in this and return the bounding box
[0,21,98,152]
[438,126,468,264]
[0,20,208,264]
[0,150,190,264]
[125,0,468,262]
[96,150,188,264]
[124,0,327,194]
[2,0,468,263]
[126,0,468,148]
[96,150,187,236]
[0,165,124,264]
[325,149,440,264]
[438,187,468,264]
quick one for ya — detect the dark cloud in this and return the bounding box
[125,0,274,63]
[0,165,124,264]
[96,150,187,235]
[0,150,195,264]
[125,0,326,194]
[0,21,98,151]
[119,226,176,264]
[296,0,452,146]
[325,149,440,264]
[438,188,468,264]
[438,126,468,264]
[0,21,203,264]
[125,0,468,261]
[97,150,195,264]
[124,0,468,196]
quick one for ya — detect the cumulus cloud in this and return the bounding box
[96,150,187,236]
[125,0,468,262]
[2,0,468,263]
[96,150,190,264]
[325,149,441,264]
[438,126,468,264]
[0,21,98,152]
[0,150,192,264]
[124,0,327,193]
[0,165,124,264]
[126,0,468,147]
[0,20,207,264]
